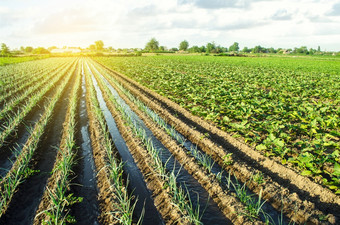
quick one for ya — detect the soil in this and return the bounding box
[95,59,340,224]
[83,64,119,224]
[95,67,259,224]
[69,64,100,225]
[90,65,189,225]
[34,60,82,224]
[1,57,338,224]
[0,59,78,224]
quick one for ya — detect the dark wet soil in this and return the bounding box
[70,68,101,225]
[0,64,76,225]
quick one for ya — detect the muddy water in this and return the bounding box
[91,66,230,225]
[88,64,164,225]
[71,66,100,225]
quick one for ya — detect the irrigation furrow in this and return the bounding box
[90,62,271,224]
[69,59,100,225]
[33,60,81,224]
[89,61,231,225]
[0,59,76,219]
[0,60,77,180]
[94,60,339,224]
[86,62,164,225]
[0,59,79,224]
[0,60,77,149]
[84,61,140,224]
[86,62,187,224]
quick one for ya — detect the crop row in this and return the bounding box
[0,58,76,217]
[84,61,140,224]
[94,58,339,224]
[0,60,68,109]
[0,60,72,119]
[0,58,67,96]
[90,61,268,224]
[96,55,340,193]
[34,61,82,224]
[0,60,77,149]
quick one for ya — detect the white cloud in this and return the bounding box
[0,0,339,51]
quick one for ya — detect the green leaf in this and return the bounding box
[333,163,340,177]
[301,170,312,176]
[268,133,276,141]
[273,139,285,148]
[256,144,267,151]
[310,128,317,134]
[298,152,314,163]
[223,116,230,123]
[329,185,338,190]
[331,150,339,158]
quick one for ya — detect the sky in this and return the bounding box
[0,0,340,51]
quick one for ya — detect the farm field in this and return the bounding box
[0,56,48,66]
[96,55,340,191]
[0,56,339,224]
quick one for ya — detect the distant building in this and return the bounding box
[51,47,81,53]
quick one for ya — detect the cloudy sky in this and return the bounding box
[1,0,339,51]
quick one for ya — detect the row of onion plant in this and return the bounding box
[0,60,69,111]
[34,61,82,225]
[0,60,77,149]
[0,62,76,216]
[0,59,67,98]
[84,62,141,225]
[89,62,202,224]
[0,60,72,120]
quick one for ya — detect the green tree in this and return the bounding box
[206,42,216,53]
[309,48,317,55]
[1,43,10,56]
[252,45,266,53]
[32,47,50,54]
[25,46,33,53]
[145,38,159,52]
[242,46,251,53]
[268,47,276,53]
[89,44,96,51]
[95,40,104,51]
[189,45,200,53]
[179,40,189,51]
[229,42,239,52]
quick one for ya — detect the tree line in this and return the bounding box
[144,38,328,55]
[1,39,337,57]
